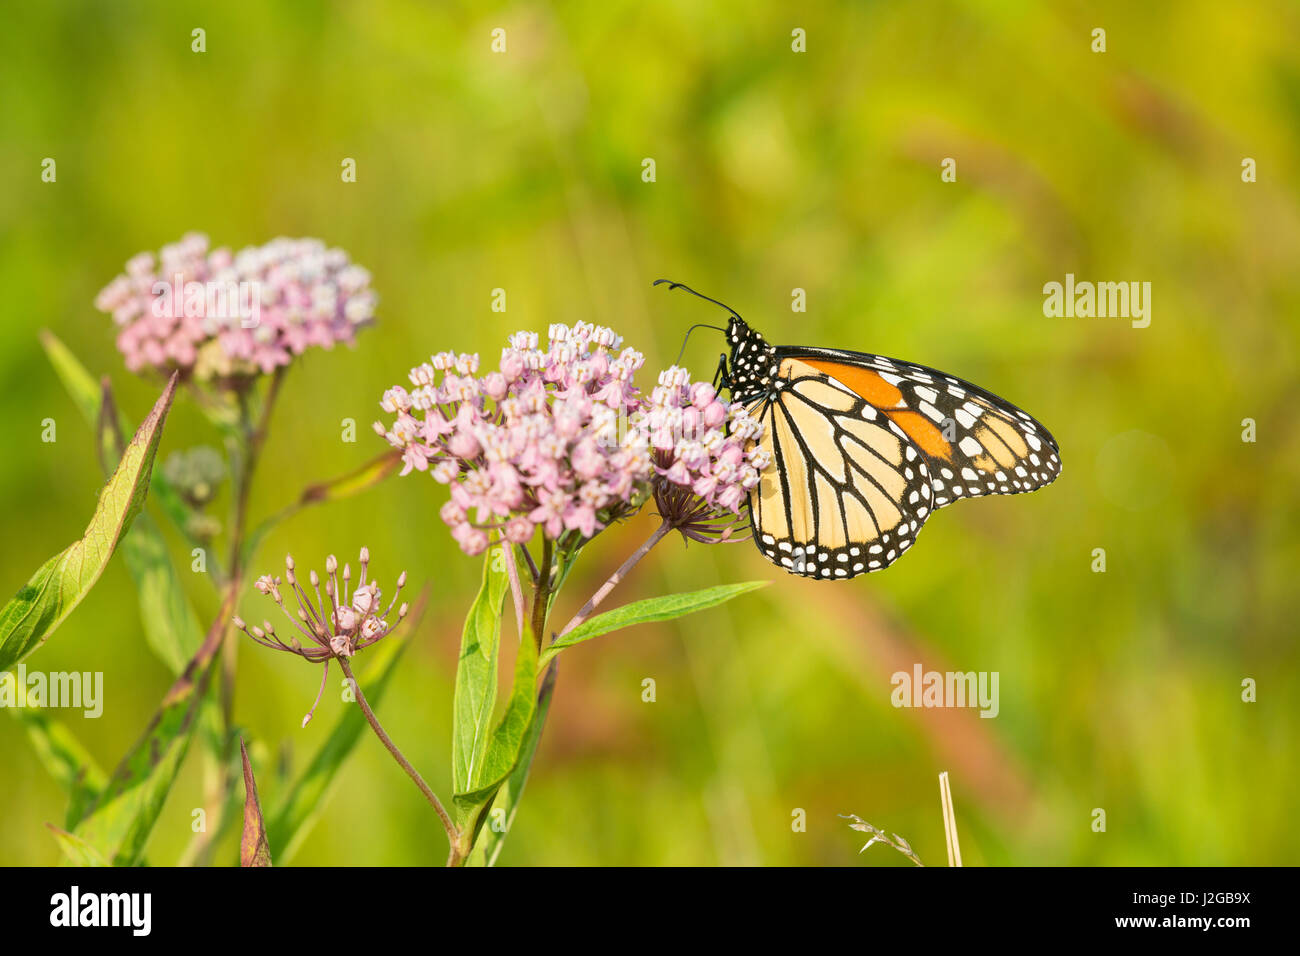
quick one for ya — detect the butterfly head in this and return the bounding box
[652,279,776,403]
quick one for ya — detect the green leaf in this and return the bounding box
[474,621,540,789]
[40,330,199,551]
[239,738,272,867]
[467,659,558,867]
[451,553,508,794]
[0,373,179,672]
[264,618,415,864]
[241,450,401,566]
[70,590,233,865]
[95,379,204,675]
[539,581,769,667]
[453,601,542,845]
[39,329,102,425]
[8,708,108,827]
[47,824,110,866]
[120,521,203,674]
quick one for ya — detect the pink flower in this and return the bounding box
[645,366,767,515]
[376,329,772,555]
[352,582,381,615]
[95,233,377,384]
[504,517,535,543]
[234,549,410,727]
[377,322,654,554]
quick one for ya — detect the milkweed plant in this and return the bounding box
[0,232,770,867]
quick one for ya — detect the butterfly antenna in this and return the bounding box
[653,278,745,322]
[674,322,727,366]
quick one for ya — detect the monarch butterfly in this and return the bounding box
[657,280,1062,579]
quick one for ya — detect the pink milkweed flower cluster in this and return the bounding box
[643,366,770,541]
[374,324,772,554]
[374,323,652,554]
[94,232,377,382]
[644,366,769,513]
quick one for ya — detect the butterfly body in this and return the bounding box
[716,314,1061,579]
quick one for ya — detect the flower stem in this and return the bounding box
[228,368,285,580]
[338,657,458,849]
[191,372,288,867]
[517,542,539,583]
[529,536,555,652]
[557,519,671,640]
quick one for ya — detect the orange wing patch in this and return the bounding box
[800,358,953,461]
[885,410,952,461]
[801,359,903,407]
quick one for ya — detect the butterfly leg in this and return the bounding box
[712,353,732,396]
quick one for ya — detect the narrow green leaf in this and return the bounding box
[539,581,769,667]
[474,623,540,789]
[468,659,558,867]
[241,450,401,566]
[451,553,508,794]
[39,329,102,425]
[454,605,542,844]
[121,522,204,674]
[94,376,122,476]
[40,330,199,549]
[47,824,110,867]
[71,590,234,865]
[94,378,204,675]
[0,373,179,672]
[239,738,272,867]
[264,617,415,864]
[293,448,402,506]
[8,708,108,827]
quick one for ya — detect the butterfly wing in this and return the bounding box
[780,347,1062,509]
[747,356,938,579]
[744,350,1061,579]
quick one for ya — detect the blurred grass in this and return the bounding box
[1,0,1297,865]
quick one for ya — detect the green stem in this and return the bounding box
[463,524,671,866]
[185,372,285,866]
[556,520,671,639]
[338,657,459,851]
[530,537,554,653]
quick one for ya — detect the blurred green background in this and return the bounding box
[1,0,1297,866]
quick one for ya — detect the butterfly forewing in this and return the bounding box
[783,347,1061,510]
[717,312,1060,580]
[748,357,936,579]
